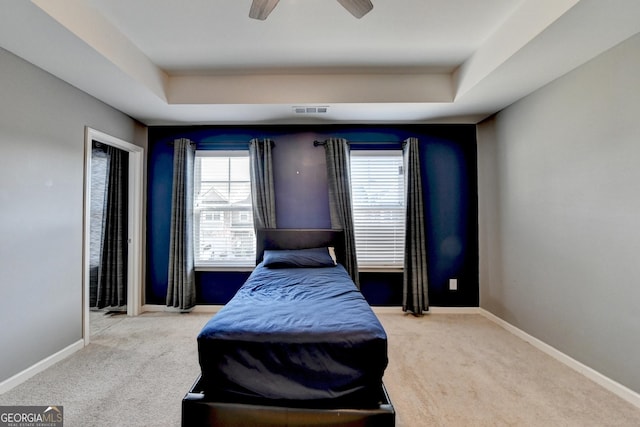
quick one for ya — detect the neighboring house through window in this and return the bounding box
[350,150,406,270]
[194,151,255,267]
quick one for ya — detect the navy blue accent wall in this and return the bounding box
[146,125,478,306]
[146,139,173,304]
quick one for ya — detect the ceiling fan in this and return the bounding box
[249,0,374,20]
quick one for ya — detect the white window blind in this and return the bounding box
[194,151,255,267]
[350,150,405,269]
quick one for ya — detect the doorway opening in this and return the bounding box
[83,127,143,345]
[89,140,128,314]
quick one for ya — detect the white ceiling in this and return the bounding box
[1,0,639,125]
[90,0,518,73]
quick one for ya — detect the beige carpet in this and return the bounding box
[378,312,640,426]
[0,311,638,426]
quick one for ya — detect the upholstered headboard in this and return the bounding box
[256,229,346,266]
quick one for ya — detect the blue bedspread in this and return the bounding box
[197,263,388,407]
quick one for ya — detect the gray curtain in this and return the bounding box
[166,138,196,310]
[249,138,276,230]
[403,137,429,314]
[323,138,359,287]
[95,145,128,309]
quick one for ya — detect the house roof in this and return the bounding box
[0,0,638,125]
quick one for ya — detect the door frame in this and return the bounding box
[82,127,144,345]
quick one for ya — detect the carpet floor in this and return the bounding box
[0,311,638,426]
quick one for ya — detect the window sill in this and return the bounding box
[359,267,404,273]
[195,266,255,272]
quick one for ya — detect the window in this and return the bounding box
[350,150,405,269]
[194,151,255,267]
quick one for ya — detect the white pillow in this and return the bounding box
[327,247,337,265]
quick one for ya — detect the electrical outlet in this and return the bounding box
[449,278,458,291]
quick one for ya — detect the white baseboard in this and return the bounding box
[144,304,480,316]
[479,308,640,409]
[428,306,481,314]
[371,306,400,314]
[372,306,481,315]
[0,339,84,395]
[144,305,481,316]
[141,304,223,314]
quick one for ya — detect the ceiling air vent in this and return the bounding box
[293,106,329,114]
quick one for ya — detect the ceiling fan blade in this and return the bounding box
[249,0,280,20]
[337,0,373,18]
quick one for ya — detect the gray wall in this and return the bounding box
[0,47,145,384]
[477,33,640,394]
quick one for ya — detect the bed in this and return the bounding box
[182,229,395,427]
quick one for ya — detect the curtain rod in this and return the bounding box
[168,139,275,147]
[167,140,196,146]
[313,140,401,146]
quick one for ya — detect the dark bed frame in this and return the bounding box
[182,229,395,427]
